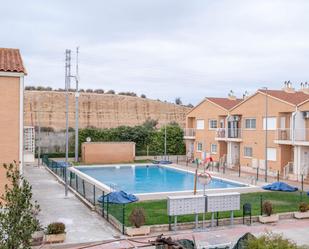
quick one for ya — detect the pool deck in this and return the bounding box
[24,163,120,244]
[40,218,309,248]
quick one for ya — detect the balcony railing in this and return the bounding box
[276,128,292,141]
[216,128,242,139]
[183,128,196,138]
[276,128,309,142]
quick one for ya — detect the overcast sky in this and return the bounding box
[1,0,309,104]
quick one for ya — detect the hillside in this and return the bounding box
[24,91,191,131]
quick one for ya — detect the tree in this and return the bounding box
[106,90,115,94]
[140,94,146,98]
[0,162,40,249]
[175,97,182,105]
[186,103,194,108]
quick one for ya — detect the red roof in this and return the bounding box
[0,48,26,74]
[258,89,309,106]
[206,97,243,110]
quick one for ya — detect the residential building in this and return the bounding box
[184,94,242,162]
[185,84,309,180]
[0,48,26,195]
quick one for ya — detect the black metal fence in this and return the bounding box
[42,155,127,234]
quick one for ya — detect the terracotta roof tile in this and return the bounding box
[206,97,243,110]
[0,48,26,74]
[258,89,309,106]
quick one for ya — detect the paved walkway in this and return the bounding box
[24,163,119,244]
[59,218,309,248]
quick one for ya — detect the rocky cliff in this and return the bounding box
[24,91,191,130]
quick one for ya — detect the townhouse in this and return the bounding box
[184,84,309,180]
[0,48,26,195]
[184,94,242,162]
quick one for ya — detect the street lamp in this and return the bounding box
[263,87,268,182]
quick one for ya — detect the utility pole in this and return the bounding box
[264,87,268,182]
[74,47,79,162]
[64,49,71,197]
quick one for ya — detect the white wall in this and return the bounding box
[294,111,306,141]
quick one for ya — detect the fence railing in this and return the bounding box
[183,128,196,137]
[276,128,292,141]
[42,155,126,234]
[216,128,242,139]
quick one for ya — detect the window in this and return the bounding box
[263,117,276,130]
[244,118,256,129]
[196,119,204,130]
[197,142,203,152]
[210,144,217,154]
[209,119,218,129]
[267,148,277,161]
[244,147,253,157]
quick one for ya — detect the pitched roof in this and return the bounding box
[258,89,309,106]
[0,48,26,74]
[206,97,243,110]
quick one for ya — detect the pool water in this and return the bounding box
[77,165,246,194]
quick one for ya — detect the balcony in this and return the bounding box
[275,128,309,146]
[215,128,242,142]
[183,128,196,139]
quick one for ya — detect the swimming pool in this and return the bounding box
[76,165,247,194]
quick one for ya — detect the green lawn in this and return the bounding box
[106,191,309,226]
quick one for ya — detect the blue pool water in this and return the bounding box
[77,165,246,194]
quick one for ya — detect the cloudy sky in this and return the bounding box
[1,0,309,104]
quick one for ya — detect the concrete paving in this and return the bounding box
[61,218,309,248]
[23,163,119,244]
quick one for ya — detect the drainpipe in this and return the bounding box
[291,110,297,177]
[292,110,296,145]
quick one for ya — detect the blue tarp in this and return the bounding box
[262,181,298,192]
[98,191,139,204]
[152,160,173,164]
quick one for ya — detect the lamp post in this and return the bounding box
[264,87,268,182]
[74,47,79,162]
[64,49,71,197]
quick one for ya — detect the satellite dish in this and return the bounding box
[86,137,91,142]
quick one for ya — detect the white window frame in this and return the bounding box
[209,119,218,130]
[197,142,203,152]
[244,118,256,130]
[196,119,205,130]
[267,148,277,161]
[244,146,253,158]
[263,117,276,130]
[210,144,217,154]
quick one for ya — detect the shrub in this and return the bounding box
[299,202,309,213]
[94,89,104,94]
[141,94,146,98]
[46,222,66,235]
[129,208,146,228]
[262,201,273,216]
[247,232,298,249]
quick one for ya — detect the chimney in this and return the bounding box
[242,91,249,99]
[282,80,295,93]
[300,82,309,94]
[228,90,237,100]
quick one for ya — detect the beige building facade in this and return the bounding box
[0,48,26,195]
[185,85,309,181]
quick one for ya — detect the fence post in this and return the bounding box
[82,180,86,197]
[122,204,125,235]
[176,156,178,164]
[69,172,72,187]
[76,175,79,192]
[277,171,280,182]
[238,165,241,177]
[260,195,263,215]
[93,185,96,205]
[107,195,109,221]
[256,167,259,181]
[102,191,105,218]
[301,174,304,201]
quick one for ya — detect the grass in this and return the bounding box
[106,191,309,226]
